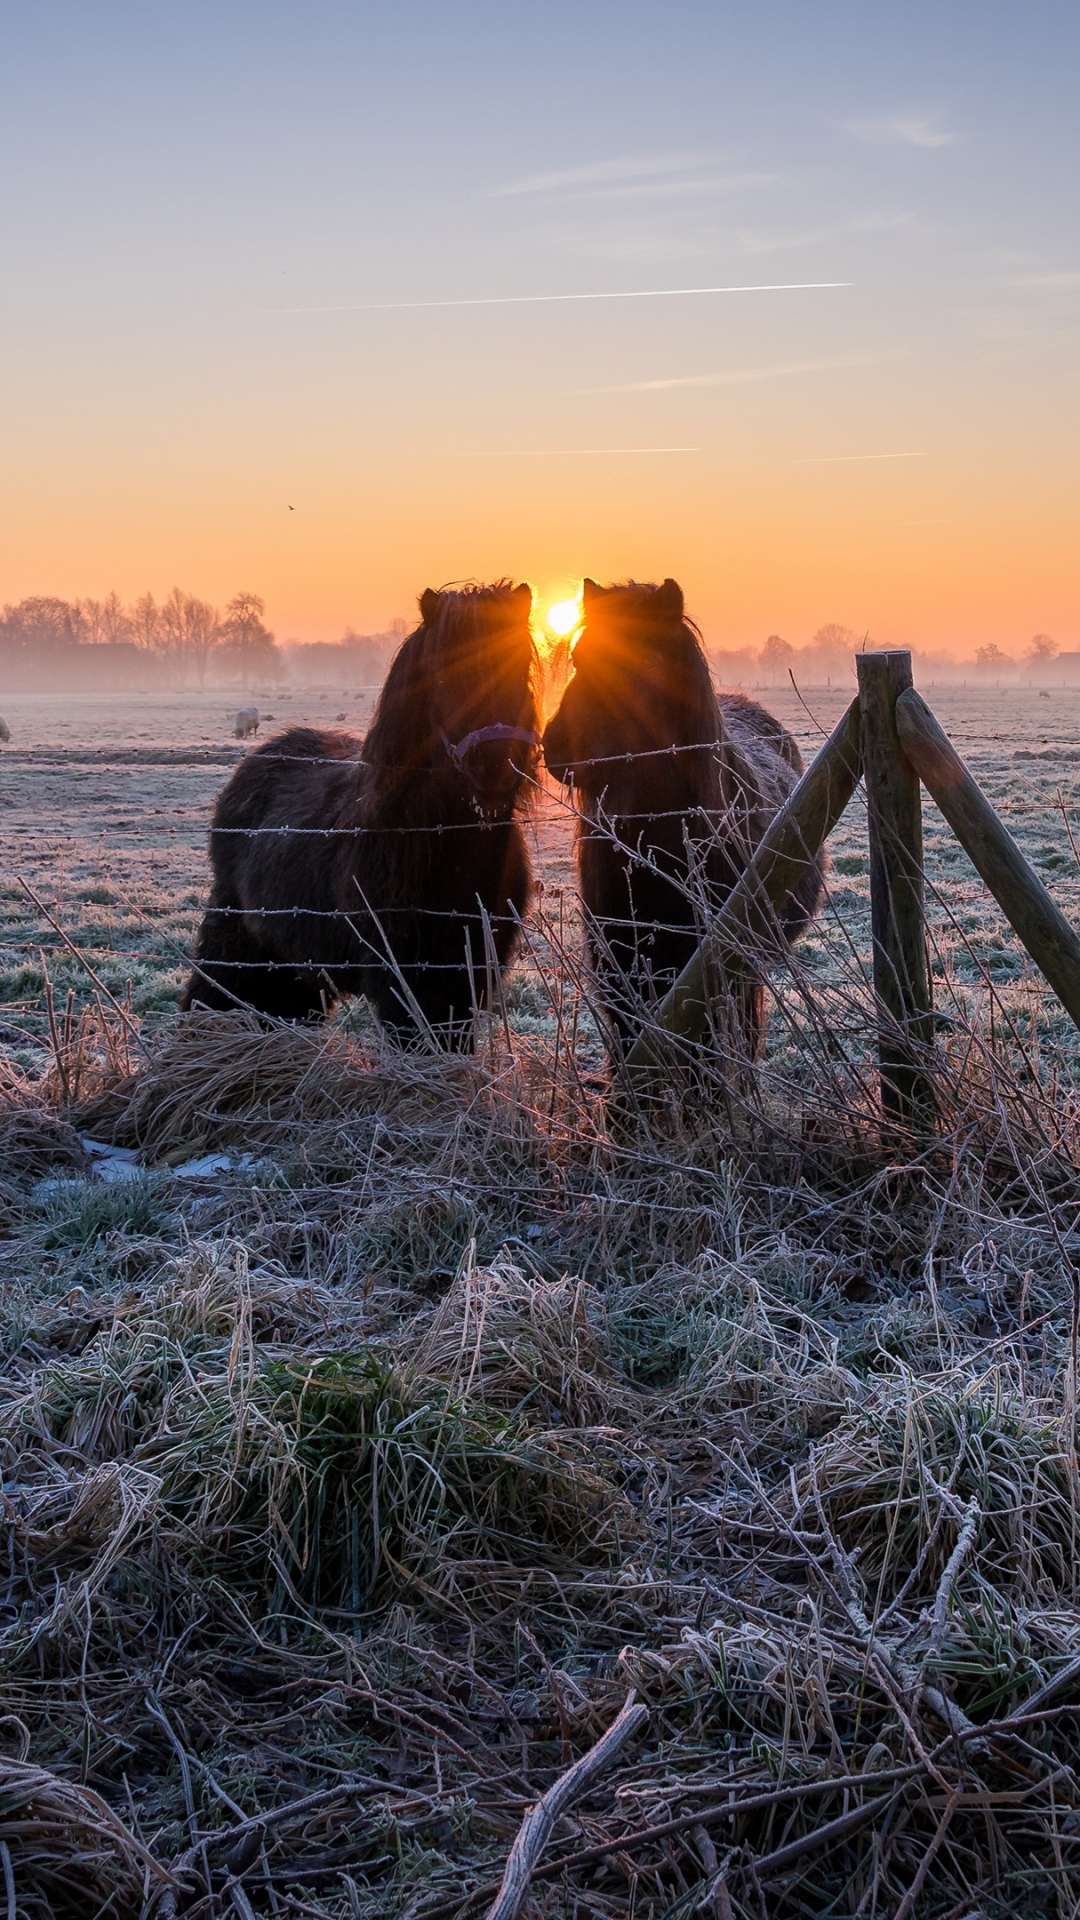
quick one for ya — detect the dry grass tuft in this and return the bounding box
[0,1102,90,1189]
[5,928,1080,1915]
[402,1250,629,1429]
[0,1754,171,1917]
[75,1008,482,1157]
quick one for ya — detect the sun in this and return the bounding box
[545,598,582,639]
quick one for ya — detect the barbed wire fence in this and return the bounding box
[4,705,1080,1212]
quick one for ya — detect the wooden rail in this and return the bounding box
[620,655,1080,1128]
[625,696,863,1083]
[896,686,1080,1034]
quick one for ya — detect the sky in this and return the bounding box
[0,0,1077,652]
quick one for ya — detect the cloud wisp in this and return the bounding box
[735,210,914,256]
[580,357,865,394]
[843,113,958,149]
[556,173,778,204]
[490,152,716,196]
[1011,271,1080,290]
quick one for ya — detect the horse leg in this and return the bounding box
[371,974,475,1050]
[182,897,332,1021]
[180,895,259,1011]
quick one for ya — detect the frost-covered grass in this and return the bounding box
[3,683,1080,1915]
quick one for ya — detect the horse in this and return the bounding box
[181,582,540,1044]
[542,578,825,1056]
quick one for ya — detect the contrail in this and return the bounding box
[264,281,851,314]
[469,446,700,456]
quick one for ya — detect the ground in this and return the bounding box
[1,677,1080,1919]
[3,679,1080,1057]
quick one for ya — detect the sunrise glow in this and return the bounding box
[0,10,1074,659]
[545,599,583,640]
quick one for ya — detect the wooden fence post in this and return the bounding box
[896,686,1080,1035]
[855,652,935,1129]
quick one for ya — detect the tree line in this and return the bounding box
[0,589,278,687]
[712,623,1063,685]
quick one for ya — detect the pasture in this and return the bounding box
[3,678,1080,1918]
[4,681,1080,1056]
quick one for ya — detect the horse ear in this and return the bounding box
[656,578,684,622]
[582,578,602,605]
[512,583,533,617]
[419,588,440,625]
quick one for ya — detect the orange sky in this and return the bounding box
[1,4,1077,654]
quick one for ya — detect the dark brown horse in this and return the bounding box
[542,578,824,1054]
[181,583,540,1044]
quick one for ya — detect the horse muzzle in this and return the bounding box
[540,716,575,786]
[443,723,540,797]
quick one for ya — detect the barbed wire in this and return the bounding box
[0,717,991,1014]
[0,737,759,774]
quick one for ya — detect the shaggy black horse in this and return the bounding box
[181,583,540,1043]
[542,578,824,1054]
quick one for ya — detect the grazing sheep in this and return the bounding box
[233,707,260,740]
[0,716,10,743]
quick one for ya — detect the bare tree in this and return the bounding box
[157,588,221,687]
[759,634,794,677]
[1025,633,1058,662]
[218,591,280,688]
[157,588,188,681]
[0,597,85,657]
[78,598,108,645]
[130,593,161,653]
[78,591,133,645]
[183,595,221,688]
[810,622,861,654]
[100,590,133,644]
[975,642,1011,671]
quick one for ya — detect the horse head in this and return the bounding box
[417,582,540,805]
[543,578,715,794]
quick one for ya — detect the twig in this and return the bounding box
[1013,1653,1080,1719]
[927,1499,980,1660]
[1056,788,1080,875]
[692,1825,731,1920]
[787,668,831,737]
[891,1789,959,1920]
[419,1767,923,1919]
[39,950,70,1102]
[739,1786,905,1882]
[0,1841,15,1920]
[179,1775,435,1859]
[17,875,148,1053]
[145,1692,198,1844]
[483,1693,647,1920]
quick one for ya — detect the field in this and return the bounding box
[3,679,1080,1918]
[4,680,1080,1058]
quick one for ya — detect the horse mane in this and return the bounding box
[362,581,535,782]
[579,579,725,808]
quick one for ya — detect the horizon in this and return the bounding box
[1,2,1077,650]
